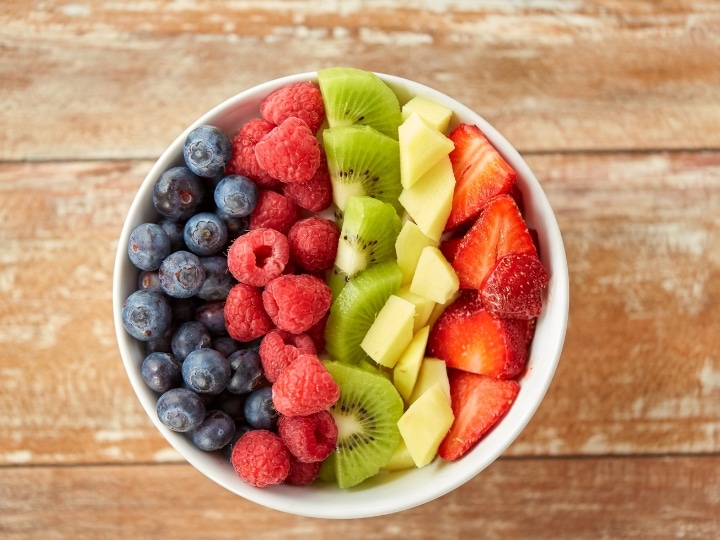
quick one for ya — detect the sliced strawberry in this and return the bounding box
[427,290,529,379]
[445,123,517,231]
[439,236,463,264]
[452,194,537,290]
[481,252,549,319]
[439,369,519,461]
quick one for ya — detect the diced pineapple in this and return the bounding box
[395,285,435,332]
[409,246,460,304]
[397,383,454,468]
[392,325,430,403]
[395,221,438,286]
[401,96,453,133]
[398,113,455,189]
[382,438,417,472]
[360,295,415,368]
[408,357,450,405]
[426,290,460,328]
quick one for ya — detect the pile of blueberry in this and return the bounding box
[121,125,273,455]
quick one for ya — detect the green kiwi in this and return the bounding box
[325,260,403,365]
[323,125,403,217]
[323,359,404,489]
[317,67,402,139]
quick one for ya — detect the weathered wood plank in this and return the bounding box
[1,150,718,465]
[1,456,719,539]
[1,1,719,160]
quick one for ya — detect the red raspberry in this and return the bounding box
[285,457,322,486]
[231,430,290,488]
[282,154,333,212]
[260,81,326,134]
[227,118,279,189]
[249,190,298,235]
[262,274,332,334]
[224,283,273,342]
[255,117,321,184]
[287,217,340,273]
[227,227,290,287]
[305,311,328,354]
[278,410,338,463]
[259,329,317,383]
[272,354,340,416]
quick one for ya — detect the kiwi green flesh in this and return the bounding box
[323,125,402,215]
[318,67,402,139]
[324,261,403,366]
[323,360,404,489]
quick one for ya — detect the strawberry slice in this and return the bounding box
[445,123,517,231]
[481,252,549,320]
[439,369,519,461]
[452,194,537,290]
[427,290,529,379]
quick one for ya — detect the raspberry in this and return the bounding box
[259,329,316,383]
[227,227,290,287]
[224,283,273,342]
[255,117,321,184]
[283,154,333,212]
[227,118,279,189]
[272,354,340,416]
[262,274,332,334]
[260,81,326,134]
[285,457,322,486]
[231,430,290,488]
[278,410,338,463]
[249,190,298,235]
[305,311,329,354]
[287,217,340,273]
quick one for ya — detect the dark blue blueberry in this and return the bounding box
[159,250,206,298]
[191,409,236,451]
[222,424,253,460]
[212,336,242,358]
[157,218,187,252]
[169,297,199,324]
[194,301,226,335]
[171,320,212,361]
[214,175,259,218]
[156,387,206,432]
[127,222,171,271]
[197,256,235,301]
[210,390,247,422]
[141,352,182,393]
[243,386,278,431]
[121,290,172,341]
[183,212,228,256]
[215,208,249,244]
[138,270,162,293]
[144,323,175,354]
[226,349,267,395]
[182,348,231,395]
[152,166,205,221]
[183,125,233,178]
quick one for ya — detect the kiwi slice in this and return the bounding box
[318,67,402,139]
[323,125,402,217]
[325,260,403,365]
[323,360,404,488]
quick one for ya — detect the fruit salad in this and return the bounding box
[120,67,549,490]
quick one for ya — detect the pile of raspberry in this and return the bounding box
[223,82,342,487]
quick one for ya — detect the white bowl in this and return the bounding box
[113,71,569,519]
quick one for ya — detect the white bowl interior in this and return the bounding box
[113,72,569,519]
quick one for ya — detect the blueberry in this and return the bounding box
[183,212,228,256]
[226,349,266,395]
[141,352,182,393]
[169,297,199,324]
[144,324,175,354]
[171,320,212,361]
[214,174,259,218]
[157,218,187,252]
[182,348,231,395]
[197,256,235,301]
[137,270,162,293]
[210,390,247,422]
[243,386,278,430]
[153,166,205,221]
[127,222,171,271]
[156,387,206,432]
[212,336,243,358]
[183,125,233,178]
[121,290,172,341]
[191,409,236,451]
[215,208,249,244]
[159,250,206,298]
[194,301,226,335]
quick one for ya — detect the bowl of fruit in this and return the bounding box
[113,67,569,519]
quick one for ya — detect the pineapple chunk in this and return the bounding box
[397,383,454,468]
[401,96,453,133]
[426,290,460,328]
[382,438,417,471]
[409,246,460,304]
[409,357,450,405]
[399,113,455,189]
[392,325,430,403]
[395,220,438,286]
[395,285,435,332]
[360,295,415,368]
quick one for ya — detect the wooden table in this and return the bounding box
[2,1,719,538]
